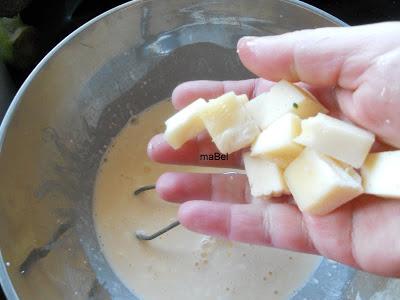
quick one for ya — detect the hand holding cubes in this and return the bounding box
[162,79,399,215]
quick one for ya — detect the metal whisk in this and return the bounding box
[133,184,181,241]
[135,220,181,240]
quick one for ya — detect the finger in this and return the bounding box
[336,87,396,151]
[156,172,250,203]
[178,201,317,253]
[305,195,400,277]
[147,133,244,168]
[171,79,274,109]
[180,197,400,277]
[237,23,396,88]
[350,196,400,277]
[303,205,357,268]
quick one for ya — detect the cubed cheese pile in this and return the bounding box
[163,80,400,215]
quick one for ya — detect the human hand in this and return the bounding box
[148,22,400,277]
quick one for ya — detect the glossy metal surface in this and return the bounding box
[0,0,398,299]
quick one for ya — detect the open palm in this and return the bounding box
[148,22,400,277]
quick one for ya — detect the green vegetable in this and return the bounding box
[0,16,38,69]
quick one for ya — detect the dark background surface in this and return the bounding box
[0,0,399,299]
[3,0,400,88]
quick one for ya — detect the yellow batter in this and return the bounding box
[93,100,320,300]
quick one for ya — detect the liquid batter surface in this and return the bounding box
[93,100,320,300]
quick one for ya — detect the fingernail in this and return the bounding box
[237,36,258,50]
[147,135,162,154]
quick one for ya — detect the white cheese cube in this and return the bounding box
[164,98,207,149]
[295,113,375,168]
[284,148,363,215]
[243,152,289,197]
[361,151,400,198]
[246,80,328,129]
[237,94,249,104]
[200,92,260,154]
[251,113,303,168]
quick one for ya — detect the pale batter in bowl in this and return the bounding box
[93,100,320,300]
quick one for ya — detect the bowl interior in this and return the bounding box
[1,0,396,299]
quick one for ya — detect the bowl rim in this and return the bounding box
[0,1,347,299]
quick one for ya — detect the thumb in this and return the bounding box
[237,22,400,88]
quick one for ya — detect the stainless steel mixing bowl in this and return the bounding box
[0,0,399,299]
